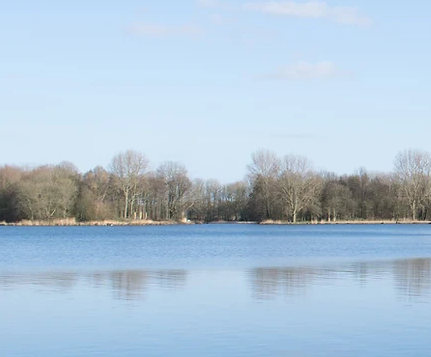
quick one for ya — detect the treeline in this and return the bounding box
[1,149,430,223]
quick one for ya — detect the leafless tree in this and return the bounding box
[76,166,115,221]
[278,155,322,223]
[0,165,25,222]
[188,179,208,221]
[5,148,431,224]
[221,181,248,221]
[144,172,168,221]
[110,150,149,219]
[247,149,280,219]
[394,149,431,220]
[157,162,192,220]
[17,165,78,220]
[321,180,354,222]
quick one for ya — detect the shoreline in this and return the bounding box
[258,219,431,225]
[1,219,431,227]
[0,219,185,227]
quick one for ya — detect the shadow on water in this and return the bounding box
[249,258,431,303]
[0,269,188,301]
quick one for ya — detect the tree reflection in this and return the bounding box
[110,271,149,300]
[393,258,431,302]
[251,267,315,300]
[0,269,188,301]
[1,259,431,303]
[249,258,431,302]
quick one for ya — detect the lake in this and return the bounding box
[1,224,431,356]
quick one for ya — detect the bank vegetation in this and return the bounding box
[1,149,431,225]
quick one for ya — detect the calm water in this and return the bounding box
[1,224,431,356]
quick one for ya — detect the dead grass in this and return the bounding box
[260,219,431,225]
[3,218,431,227]
[4,219,186,227]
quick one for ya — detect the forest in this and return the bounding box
[1,148,431,224]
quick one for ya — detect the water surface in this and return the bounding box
[1,225,431,356]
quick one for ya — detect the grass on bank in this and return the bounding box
[2,218,431,227]
[0,218,183,227]
[259,219,431,225]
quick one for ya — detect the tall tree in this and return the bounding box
[145,172,168,221]
[110,150,148,219]
[278,155,322,223]
[0,165,24,222]
[157,162,192,220]
[221,181,248,221]
[247,149,280,220]
[76,166,115,221]
[394,149,431,220]
[321,179,354,222]
[188,179,207,221]
[17,165,78,220]
[367,173,398,220]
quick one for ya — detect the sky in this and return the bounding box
[1,0,430,182]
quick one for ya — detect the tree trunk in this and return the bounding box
[124,191,129,219]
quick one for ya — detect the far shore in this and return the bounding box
[259,219,431,225]
[0,219,183,227]
[1,218,431,227]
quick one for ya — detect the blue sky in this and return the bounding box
[1,0,430,182]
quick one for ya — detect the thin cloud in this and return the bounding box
[130,23,204,38]
[197,0,220,7]
[265,61,346,80]
[245,1,371,26]
[197,0,234,10]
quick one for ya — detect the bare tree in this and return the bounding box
[188,179,207,221]
[144,172,168,221]
[110,150,149,219]
[17,165,78,220]
[7,147,431,224]
[0,165,25,222]
[221,181,248,221]
[76,166,115,221]
[368,173,398,220]
[278,155,322,223]
[157,162,192,220]
[83,166,111,203]
[321,180,354,222]
[394,149,431,220]
[205,179,222,221]
[248,149,280,178]
[247,149,280,220]
[187,179,248,222]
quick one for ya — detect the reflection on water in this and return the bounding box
[1,258,431,303]
[3,226,431,356]
[249,258,431,303]
[1,258,431,356]
[393,259,431,300]
[250,267,314,300]
[0,269,188,301]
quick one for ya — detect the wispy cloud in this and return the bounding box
[197,0,220,7]
[245,1,371,26]
[197,0,234,11]
[130,23,204,38]
[265,61,346,80]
